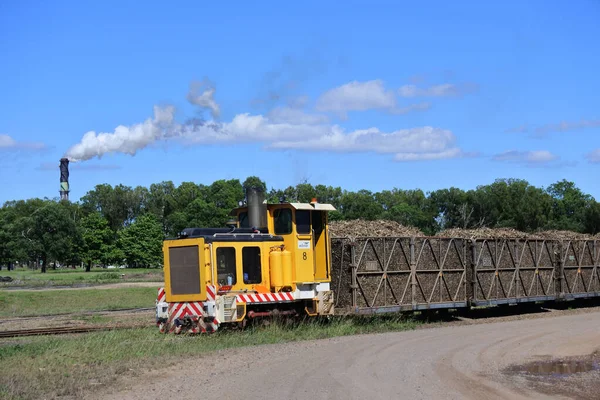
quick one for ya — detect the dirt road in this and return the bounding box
[95,310,600,400]
[3,281,162,291]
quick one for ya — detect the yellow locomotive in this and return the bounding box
[155,187,335,333]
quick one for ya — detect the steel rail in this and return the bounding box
[0,324,145,338]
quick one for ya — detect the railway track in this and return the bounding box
[0,324,144,338]
[0,307,154,324]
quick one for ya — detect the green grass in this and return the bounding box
[0,315,419,400]
[0,287,157,318]
[0,267,163,288]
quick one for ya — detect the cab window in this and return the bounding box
[242,247,261,284]
[216,247,236,286]
[239,212,249,228]
[296,210,311,234]
[274,208,292,234]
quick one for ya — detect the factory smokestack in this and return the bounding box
[59,158,70,201]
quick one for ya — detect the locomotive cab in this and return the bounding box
[231,200,335,288]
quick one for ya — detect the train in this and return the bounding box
[155,187,600,333]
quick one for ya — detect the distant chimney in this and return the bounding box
[59,158,70,201]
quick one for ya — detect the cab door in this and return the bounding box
[312,210,330,281]
[294,210,315,283]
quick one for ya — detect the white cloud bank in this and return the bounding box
[315,80,396,113]
[64,82,468,163]
[492,150,573,167]
[314,80,431,117]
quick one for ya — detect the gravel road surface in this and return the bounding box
[95,310,600,400]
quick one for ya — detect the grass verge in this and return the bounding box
[0,287,157,318]
[0,268,163,288]
[0,315,419,400]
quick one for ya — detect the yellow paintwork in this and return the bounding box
[210,241,278,293]
[269,249,283,289]
[281,249,293,287]
[313,211,330,282]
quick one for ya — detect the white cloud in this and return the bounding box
[394,148,470,162]
[315,80,396,113]
[314,80,433,117]
[0,134,16,148]
[267,106,329,125]
[398,83,478,98]
[492,150,565,166]
[586,149,600,164]
[0,134,46,150]
[265,126,456,155]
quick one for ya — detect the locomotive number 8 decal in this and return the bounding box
[303,252,307,260]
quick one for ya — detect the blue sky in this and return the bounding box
[1,0,599,204]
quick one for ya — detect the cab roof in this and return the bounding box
[229,202,336,216]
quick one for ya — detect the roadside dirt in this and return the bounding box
[91,309,600,400]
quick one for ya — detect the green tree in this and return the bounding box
[242,176,267,193]
[118,214,164,268]
[80,212,113,272]
[583,201,600,234]
[22,201,79,273]
[339,190,382,220]
[429,187,469,230]
[314,185,343,207]
[545,179,592,232]
[468,179,552,232]
[0,207,15,268]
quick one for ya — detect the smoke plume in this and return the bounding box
[65,106,176,161]
[186,80,220,118]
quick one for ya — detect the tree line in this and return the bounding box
[1,177,599,272]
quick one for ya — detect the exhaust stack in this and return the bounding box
[246,186,267,230]
[59,158,70,201]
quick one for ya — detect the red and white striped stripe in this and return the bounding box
[157,288,166,303]
[236,292,295,303]
[206,285,216,301]
[167,301,204,332]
